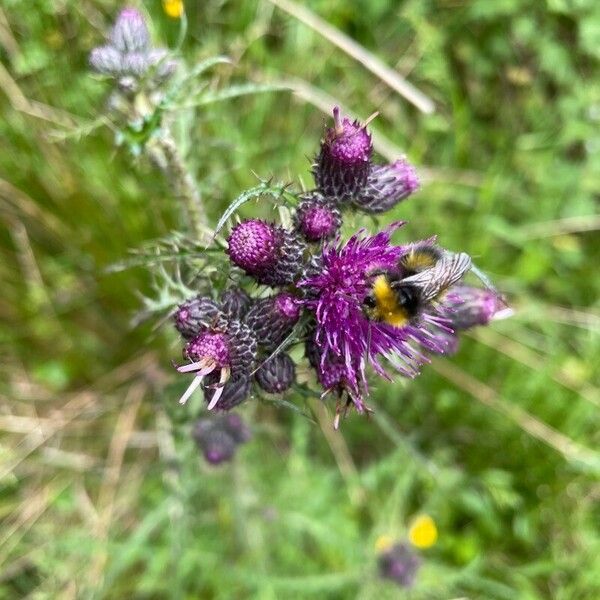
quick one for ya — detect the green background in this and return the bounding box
[1,0,599,597]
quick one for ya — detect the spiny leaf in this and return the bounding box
[211,179,293,240]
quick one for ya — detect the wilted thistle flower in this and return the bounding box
[227,219,306,287]
[245,293,301,351]
[255,353,296,394]
[294,192,342,242]
[353,159,420,213]
[193,413,251,465]
[377,541,421,588]
[177,320,257,409]
[173,296,221,339]
[299,224,453,421]
[313,107,373,203]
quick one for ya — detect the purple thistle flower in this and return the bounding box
[227,219,306,287]
[255,353,296,394]
[313,107,373,203]
[295,192,342,242]
[378,543,421,588]
[245,292,301,351]
[110,8,150,54]
[176,320,257,409]
[298,224,451,420]
[353,159,420,214]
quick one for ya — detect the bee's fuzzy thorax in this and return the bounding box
[400,244,443,275]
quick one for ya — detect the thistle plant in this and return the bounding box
[166,106,510,428]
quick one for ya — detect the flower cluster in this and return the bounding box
[172,107,509,426]
[89,8,178,86]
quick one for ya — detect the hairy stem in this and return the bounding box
[147,131,209,242]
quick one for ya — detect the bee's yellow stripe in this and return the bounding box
[372,275,409,327]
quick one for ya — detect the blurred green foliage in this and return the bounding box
[1,0,599,598]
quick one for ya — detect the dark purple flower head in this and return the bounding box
[313,107,373,203]
[227,220,305,287]
[255,353,296,394]
[378,543,421,588]
[202,372,252,411]
[176,320,257,409]
[246,293,302,351]
[220,286,253,321]
[299,224,450,417]
[111,8,150,53]
[354,159,420,214]
[174,296,221,339]
[295,192,341,242]
[193,413,252,464]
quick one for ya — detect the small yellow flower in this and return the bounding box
[163,0,184,19]
[374,534,394,553]
[408,514,438,549]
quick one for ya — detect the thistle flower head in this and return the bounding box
[193,424,237,465]
[299,225,450,415]
[377,542,421,588]
[202,373,252,411]
[313,107,373,203]
[174,296,221,339]
[110,8,150,53]
[176,320,257,409]
[443,285,511,330]
[220,286,253,321]
[246,292,301,351]
[295,192,341,242]
[227,219,279,273]
[353,159,420,214]
[227,219,306,287]
[255,353,296,394]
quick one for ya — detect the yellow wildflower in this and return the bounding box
[408,514,438,549]
[163,0,184,19]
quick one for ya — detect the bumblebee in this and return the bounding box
[363,248,472,327]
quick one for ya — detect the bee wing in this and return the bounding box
[401,252,472,303]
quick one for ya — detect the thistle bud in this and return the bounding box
[110,8,150,53]
[89,46,124,75]
[245,293,301,351]
[353,159,419,214]
[174,296,221,339]
[445,286,510,330]
[193,421,237,465]
[378,543,421,588]
[295,192,341,242]
[313,107,372,203]
[227,220,306,287]
[255,353,296,394]
[220,287,253,321]
[202,372,252,411]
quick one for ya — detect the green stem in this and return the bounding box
[148,131,210,242]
